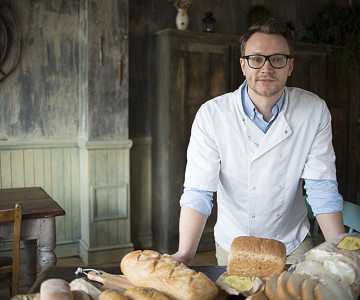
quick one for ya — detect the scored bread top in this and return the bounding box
[120,250,218,300]
[227,236,286,278]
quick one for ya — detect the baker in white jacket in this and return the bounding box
[172,19,345,265]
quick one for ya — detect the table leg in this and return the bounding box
[23,239,38,288]
[37,218,57,271]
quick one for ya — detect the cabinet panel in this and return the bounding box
[152,29,241,253]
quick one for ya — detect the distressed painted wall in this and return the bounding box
[0,0,132,264]
[1,0,129,141]
[1,1,80,140]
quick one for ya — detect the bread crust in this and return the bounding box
[227,236,286,278]
[120,250,218,300]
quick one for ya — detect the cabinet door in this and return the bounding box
[177,42,241,250]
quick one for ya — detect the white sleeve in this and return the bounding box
[184,104,220,191]
[301,101,337,180]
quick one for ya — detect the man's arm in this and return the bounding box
[316,211,345,241]
[304,179,345,240]
[171,205,207,265]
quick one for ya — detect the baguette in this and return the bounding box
[120,250,218,300]
[227,236,286,278]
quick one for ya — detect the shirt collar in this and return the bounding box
[241,81,285,120]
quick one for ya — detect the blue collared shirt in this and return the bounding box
[180,83,343,217]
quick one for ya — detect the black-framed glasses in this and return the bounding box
[242,54,292,69]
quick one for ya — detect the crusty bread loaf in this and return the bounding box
[40,279,73,300]
[125,287,171,300]
[227,236,286,278]
[98,289,128,300]
[120,250,218,300]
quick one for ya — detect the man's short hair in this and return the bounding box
[239,19,294,56]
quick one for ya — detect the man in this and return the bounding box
[172,19,345,266]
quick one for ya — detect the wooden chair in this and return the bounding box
[0,203,22,297]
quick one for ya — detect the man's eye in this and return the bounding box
[251,57,262,63]
[272,56,284,63]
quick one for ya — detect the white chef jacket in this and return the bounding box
[183,81,337,254]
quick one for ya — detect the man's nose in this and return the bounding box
[261,59,273,70]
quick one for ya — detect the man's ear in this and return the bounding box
[240,58,246,76]
[288,58,294,77]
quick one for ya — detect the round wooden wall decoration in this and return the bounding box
[0,1,20,81]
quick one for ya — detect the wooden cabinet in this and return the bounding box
[152,29,243,253]
[151,29,357,254]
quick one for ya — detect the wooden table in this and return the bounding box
[28,265,239,299]
[0,187,66,288]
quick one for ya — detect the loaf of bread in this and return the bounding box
[120,250,218,300]
[125,287,171,300]
[40,279,73,300]
[227,236,286,278]
[291,233,360,299]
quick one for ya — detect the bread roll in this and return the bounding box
[227,236,286,278]
[40,279,73,300]
[120,250,218,300]
[125,287,171,300]
[98,289,128,300]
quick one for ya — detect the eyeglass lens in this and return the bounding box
[246,55,289,69]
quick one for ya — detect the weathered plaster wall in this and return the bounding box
[1,1,80,140]
[1,0,129,141]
